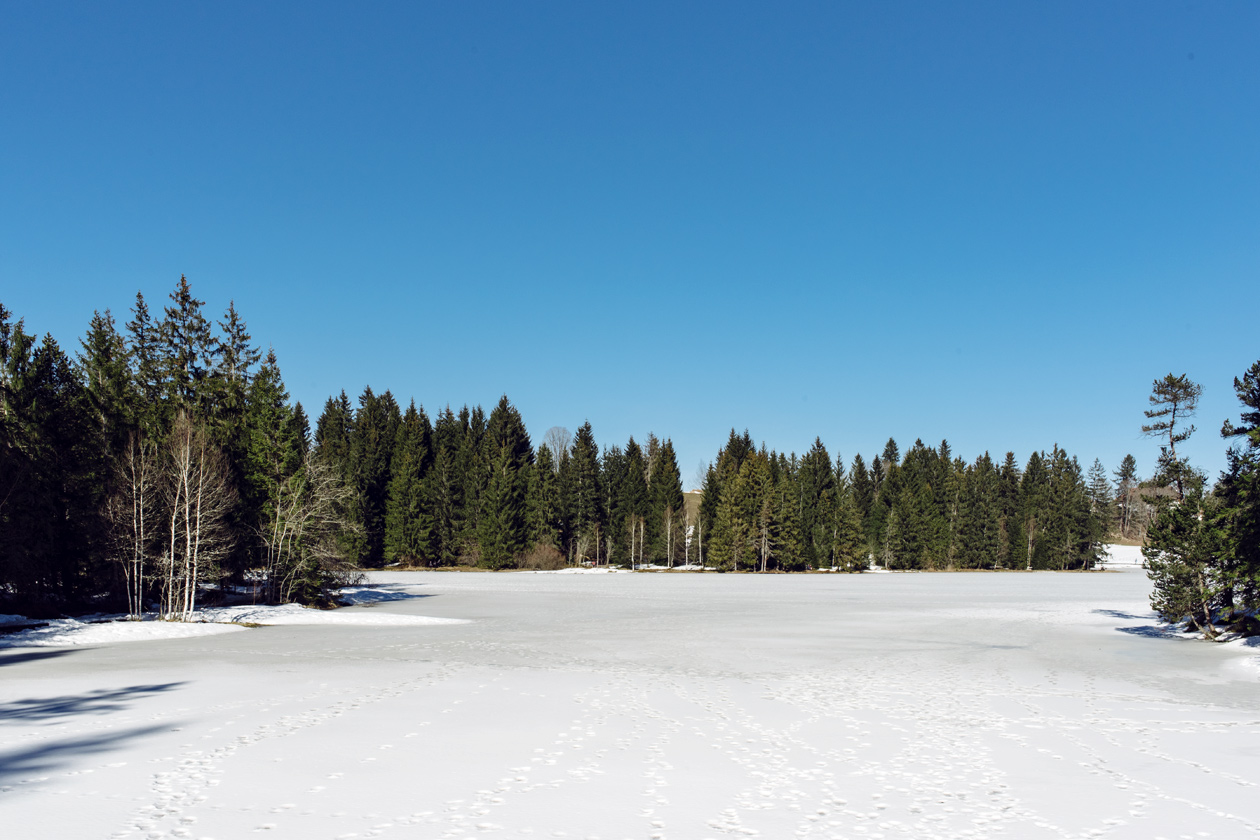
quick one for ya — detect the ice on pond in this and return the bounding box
[1,553,1257,839]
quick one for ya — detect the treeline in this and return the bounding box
[1,279,356,616]
[697,432,1108,572]
[2,279,1115,616]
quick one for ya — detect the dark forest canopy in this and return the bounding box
[0,279,1192,615]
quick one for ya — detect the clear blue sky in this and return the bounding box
[3,1,1257,488]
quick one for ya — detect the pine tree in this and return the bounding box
[997,452,1022,569]
[833,489,867,572]
[125,291,165,434]
[1087,458,1115,541]
[478,396,532,569]
[159,276,217,416]
[772,466,804,571]
[1020,451,1048,569]
[619,438,649,567]
[1113,454,1140,540]
[527,442,562,549]
[1142,373,1203,500]
[349,386,400,567]
[430,407,466,565]
[1217,360,1260,616]
[565,421,603,562]
[798,438,836,569]
[649,439,685,566]
[1144,478,1226,637]
[77,309,134,466]
[384,401,436,565]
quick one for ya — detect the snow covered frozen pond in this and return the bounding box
[3,550,1258,840]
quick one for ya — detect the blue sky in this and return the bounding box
[2,1,1256,488]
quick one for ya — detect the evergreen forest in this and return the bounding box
[2,280,1254,629]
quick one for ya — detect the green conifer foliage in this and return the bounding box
[773,464,804,571]
[349,387,400,567]
[1144,481,1226,637]
[527,442,562,549]
[125,291,165,434]
[429,407,467,565]
[159,275,217,415]
[385,401,436,566]
[1219,360,1260,608]
[77,309,135,466]
[798,439,838,569]
[478,396,533,569]
[649,439,685,566]
[565,421,603,561]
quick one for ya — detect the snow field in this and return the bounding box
[1,553,1258,840]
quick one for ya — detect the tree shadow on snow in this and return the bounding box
[0,683,186,724]
[1115,625,1182,639]
[1092,608,1155,621]
[0,649,78,669]
[0,724,176,786]
[338,585,436,607]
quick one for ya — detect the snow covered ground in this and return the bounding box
[2,552,1258,840]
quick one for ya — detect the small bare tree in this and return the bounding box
[160,414,236,620]
[543,426,571,472]
[259,452,362,604]
[105,431,159,617]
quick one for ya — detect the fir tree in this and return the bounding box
[478,396,532,569]
[1217,360,1260,615]
[527,442,562,549]
[649,439,685,566]
[384,401,436,565]
[349,386,400,567]
[1113,454,1140,540]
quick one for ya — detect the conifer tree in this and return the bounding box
[772,465,804,571]
[384,401,436,565]
[649,439,685,566]
[1219,360,1260,610]
[527,442,562,549]
[1142,373,1203,500]
[429,407,467,565]
[125,291,165,434]
[159,276,217,415]
[1087,458,1115,539]
[833,489,867,572]
[619,438,649,566]
[77,309,135,468]
[1020,451,1048,569]
[997,451,1022,569]
[478,396,532,569]
[565,421,603,562]
[348,386,400,567]
[1113,454,1141,540]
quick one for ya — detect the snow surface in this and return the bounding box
[0,584,465,649]
[2,550,1258,840]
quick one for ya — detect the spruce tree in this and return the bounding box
[1113,454,1140,540]
[1219,360,1260,613]
[527,442,562,549]
[159,275,217,415]
[385,401,436,565]
[349,386,400,567]
[649,439,685,565]
[565,421,603,561]
[478,396,532,569]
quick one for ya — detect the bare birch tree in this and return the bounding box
[259,452,362,604]
[104,431,159,617]
[543,426,570,472]
[160,414,236,620]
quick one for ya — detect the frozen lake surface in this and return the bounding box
[3,552,1259,840]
